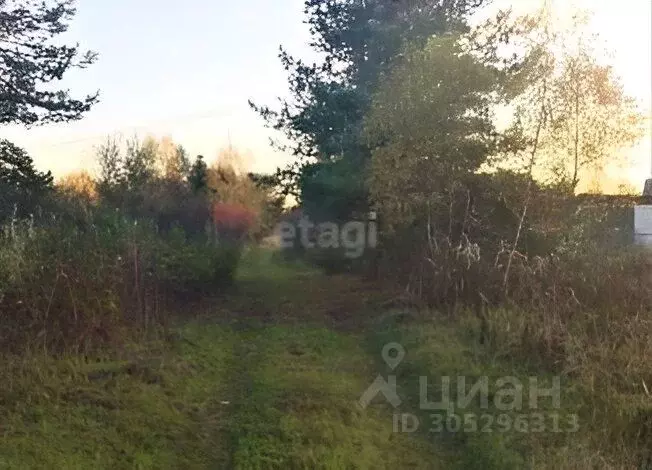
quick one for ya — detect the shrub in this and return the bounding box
[153,225,241,292]
[211,202,256,243]
[372,184,652,464]
[0,206,241,355]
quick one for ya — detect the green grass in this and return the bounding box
[0,325,444,469]
[0,248,648,469]
[223,324,446,469]
[0,249,443,469]
[367,315,574,469]
[0,326,236,469]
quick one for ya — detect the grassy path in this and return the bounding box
[0,249,644,468]
[200,252,448,469]
[0,252,445,469]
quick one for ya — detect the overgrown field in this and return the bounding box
[0,249,648,469]
[2,2,651,468]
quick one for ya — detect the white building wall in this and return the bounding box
[634,205,652,247]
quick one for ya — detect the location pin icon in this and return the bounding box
[382,343,406,370]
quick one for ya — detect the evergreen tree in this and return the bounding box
[188,155,209,194]
[0,0,98,125]
[251,0,488,220]
[0,140,53,220]
[1,0,97,217]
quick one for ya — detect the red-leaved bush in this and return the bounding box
[211,202,256,243]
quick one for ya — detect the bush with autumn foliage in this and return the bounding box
[0,136,282,354]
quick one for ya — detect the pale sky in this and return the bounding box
[2,0,651,191]
[2,0,313,177]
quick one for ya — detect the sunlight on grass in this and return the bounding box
[0,250,646,469]
[0,326,236,469]
[224,326,446,470]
